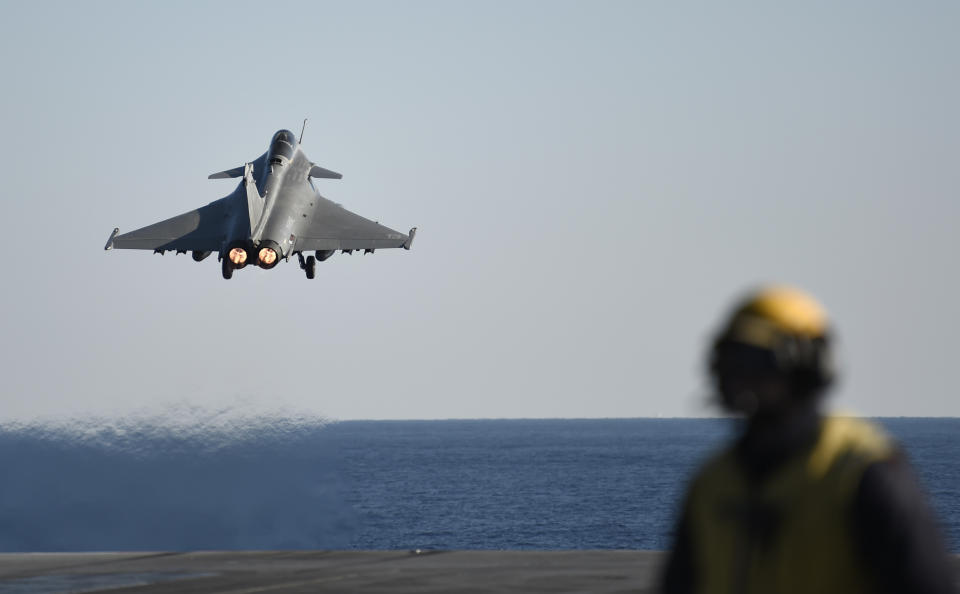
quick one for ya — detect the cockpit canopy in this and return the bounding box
[269,130,297,161]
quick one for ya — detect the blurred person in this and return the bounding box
[661,286,955,594]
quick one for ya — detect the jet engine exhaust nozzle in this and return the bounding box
[228,247,249,267]
[257,240,282,269]
[258,248,277,268]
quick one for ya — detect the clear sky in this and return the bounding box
[0,1,957,420]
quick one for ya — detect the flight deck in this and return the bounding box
[0,550,664,593]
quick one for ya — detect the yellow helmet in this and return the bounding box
[711,286,835,392]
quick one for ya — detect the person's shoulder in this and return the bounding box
[822,415,890,443]
[807,415,896,481]
[821,415,893,456]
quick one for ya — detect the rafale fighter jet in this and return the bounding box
[105,127,416,279]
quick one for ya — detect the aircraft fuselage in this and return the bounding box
[225,130,317,269]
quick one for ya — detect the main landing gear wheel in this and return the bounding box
[305,255,316,279]
[221,258,233,280]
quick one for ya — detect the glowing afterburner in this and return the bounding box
[258,247,278,268]
[228,247,248,266]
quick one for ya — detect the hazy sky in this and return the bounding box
[0,1,957,420]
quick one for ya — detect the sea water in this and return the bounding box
[0,417,956,552]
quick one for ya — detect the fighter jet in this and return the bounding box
[105,127,416,279]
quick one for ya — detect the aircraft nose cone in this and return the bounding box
[270,130,297,160]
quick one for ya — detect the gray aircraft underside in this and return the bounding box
[105,129,416,279]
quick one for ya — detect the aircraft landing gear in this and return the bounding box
[297,252,316,279]
[221,258,233,280]
[297,252,317,278]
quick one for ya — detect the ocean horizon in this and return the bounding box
[1,416,956,552]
